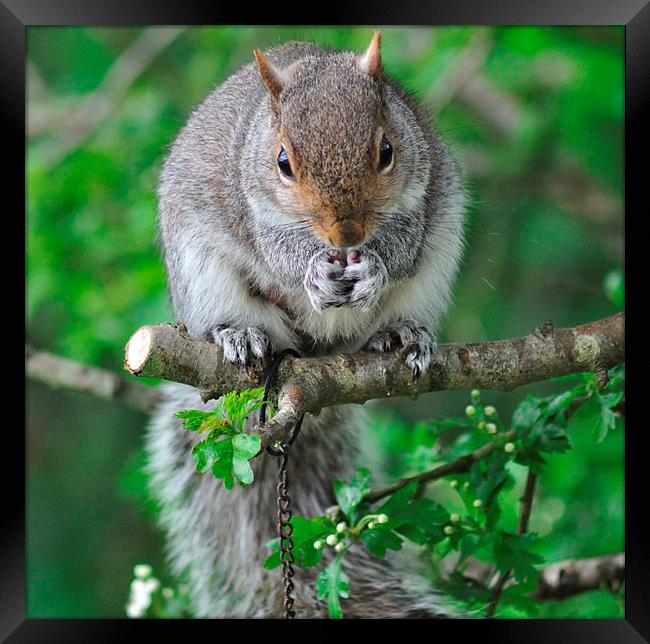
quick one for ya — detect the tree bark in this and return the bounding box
[124,313,624,448]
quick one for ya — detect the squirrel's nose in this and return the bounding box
[317,219,366,247]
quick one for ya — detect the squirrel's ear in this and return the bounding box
[358,31,382,79]
[253,48,285,104]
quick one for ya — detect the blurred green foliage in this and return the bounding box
[26,26,623,618]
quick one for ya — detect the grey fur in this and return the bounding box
[148,38,466,618]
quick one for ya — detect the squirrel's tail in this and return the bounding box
[145,383,462,618]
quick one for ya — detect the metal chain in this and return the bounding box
[259,348,304,619]
[277,446,296,619]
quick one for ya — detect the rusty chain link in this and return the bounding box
[260,348,305,619]
[277,446,296,618]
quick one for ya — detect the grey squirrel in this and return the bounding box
[146,33,466,618]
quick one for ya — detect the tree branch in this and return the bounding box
[485,468,538,617]
[31,27,185,168]
[458,552,624,601]
[124,313,624,448]
[363,437,505,504]
[27,345,160,413]
[534,552,625,599]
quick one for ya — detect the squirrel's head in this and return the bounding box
[253,33,408,248]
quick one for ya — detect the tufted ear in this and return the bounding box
[253,48,285,104]
[358,31,382,79]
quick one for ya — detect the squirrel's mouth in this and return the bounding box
[312,218,372,248]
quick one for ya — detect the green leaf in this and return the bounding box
[373,484,449,546]
[263,539,281,570]
[360,525,403,558]
[232,456,254,485]
[470,449,511,506]
[603,269,624,309]
[569,392,620,443]
[511,396,543,433]
[316,557,350,619]
[191,438,225,473]
[263,516,333,570]
[221,388,265,429]
[333,468,371,521]
[458,533,483,563]
[232,433,261,458]
[175,409,215,432]
[493,532,544,583]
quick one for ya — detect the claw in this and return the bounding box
[211,326,272,366]
[366,320,434,379]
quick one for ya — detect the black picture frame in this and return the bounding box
[9,0,646,640]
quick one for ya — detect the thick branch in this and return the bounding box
[27,345,160,413]
[458,552,624,601]
[125,313,624,447]
[535,552,625,599]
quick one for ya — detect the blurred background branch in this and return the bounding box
[29,27,185,169]
[26,344,160,412]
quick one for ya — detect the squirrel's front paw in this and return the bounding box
[304,249,351,311]
[365,320,434,379]
[211,325,271,365]
[343,249,388,311]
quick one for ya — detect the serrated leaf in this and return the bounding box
[493,532,544,583]
[511,396,543,433]
[360,526,403,558]
[569,393,618,443]
[199,416,229,433]
[470,449,511,505]
[175,409,215,432]
[316,558,350,619]
[333,468,371,520]
[191,439,222,473]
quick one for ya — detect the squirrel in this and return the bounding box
[145,33,466,618]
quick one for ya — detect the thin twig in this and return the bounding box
[364,436,510,504]
[485,469,538,618]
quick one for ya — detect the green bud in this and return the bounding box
[465,405,477,418]
[473,499,483,508]
[486,423,497,434]
[505,442,516,453]
[444,525,454,535]
[450,513,460,523]
[336,522,348,534]
[470,389,481,402]
[377,514,389,524]
[368,521,377,530]
[450,479,459,488]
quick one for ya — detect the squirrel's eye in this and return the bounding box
[379,134,393,171]
[277,146,293,179]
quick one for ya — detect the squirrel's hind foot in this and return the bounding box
[211,325,272,365]
[365,320,434,379]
